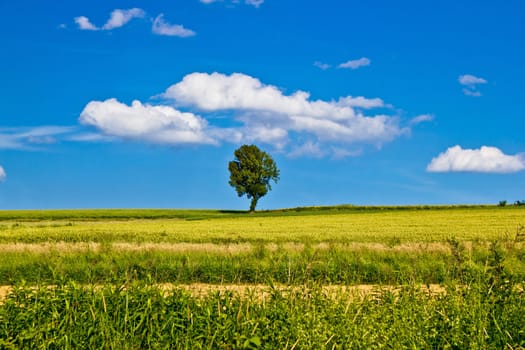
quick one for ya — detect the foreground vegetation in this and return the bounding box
[0,206,523,285]
[2,239,525,286]
[1,260,524,348]
[0,206,524,347]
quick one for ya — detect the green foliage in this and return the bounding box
[498,200,507,207]
[1,273,524,349]
[0,208,525,347]
[1,241,524,285]
[228,144,279,212]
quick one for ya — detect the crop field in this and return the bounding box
[0,206,524,348]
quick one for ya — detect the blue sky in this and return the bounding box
[1,0,524,210]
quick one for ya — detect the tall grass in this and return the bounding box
[1,207,524,347]
[1,241,524,285]
[1,259,523,349]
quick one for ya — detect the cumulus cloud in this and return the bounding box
[427,146,525,173]
[459,74,487,96]
[0,126,75,150]
[152,14,196,37]
[0,166,5,182]
[338,57,371,70]
[79,98,215,145]
[75,8,145,31]
[164,72,337,116]
[163,72,362,120]
[79,72,417,157]
[162,72,406,151]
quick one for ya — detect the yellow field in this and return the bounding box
[1,207,524,349]
[1,207,523,244]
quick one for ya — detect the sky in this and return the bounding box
[1,0,524,210]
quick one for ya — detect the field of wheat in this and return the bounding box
[0,206,524,348]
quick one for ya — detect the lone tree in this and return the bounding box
[228,144,279,212]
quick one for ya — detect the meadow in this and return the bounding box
[0,205,524,348]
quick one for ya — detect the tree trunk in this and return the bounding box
[249,197,258,213]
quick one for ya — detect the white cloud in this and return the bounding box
[288,142,325,158]
[0,126,75,150]
[427,145,525,173]
[245,0,264,7]
[338,57,371,70]
[462,88,482,97]
[459,74,487,97]
[164,72,357,119]
[238,125,289,149]
[331,147,363,159]
[0,166,6,182]
[409,114,434,125]
[337,96,386,109]
[78,72,416,157]
[458,74,487,86]
[152,14,196,37]
[288,141,362,159]
[314,61,331,70]
[200,0,264,6]
[75,8,145,31]
[162,72,406,154]
[79,98,215,145]
[74,16,98,30]
[67,133,115,142]
[102,8,145,30]
[289,114,404,144]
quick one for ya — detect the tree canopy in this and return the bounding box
[228,144,280,212]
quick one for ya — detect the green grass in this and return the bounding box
[0,208,237,221]
[0,206,523,285]
[0,204,520,221]
[1,206,524,244]
[0,206,524,347]
[1,266,524,349]
[1,241,524,285]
